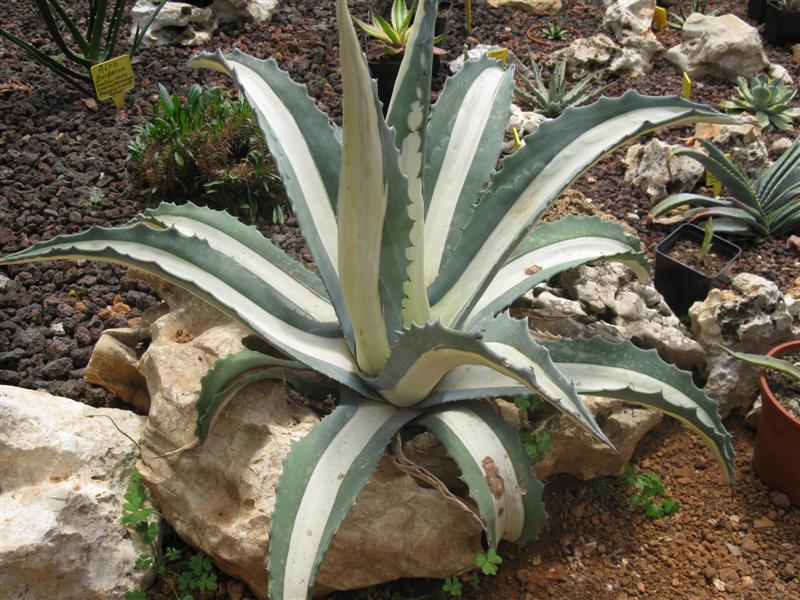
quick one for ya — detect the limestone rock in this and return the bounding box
[689,273,798,416]
[665,14,774,81]
[770,137,793,157]
[131,0,277,47]
[622,138,704,202]
[504,103,548,153]
[525,262,706,371]
[535,397,663,480]
[213,0,278,24]
[602,0,663,76]
[98,287,482,599]
[0,386,156,599]
[549,34,650,79]
[131,0,217,47]
[487,0,562,15]
[85,327,150,412]
[691,122,769,178]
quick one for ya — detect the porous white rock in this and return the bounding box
[602,0,663,76]
[548,33,651,79]
[622,138,705,202]
[503,103,548,153]
[0,386,156,599]
[131,0,278,47]
[525,262,706,372]
[690,273,799,416]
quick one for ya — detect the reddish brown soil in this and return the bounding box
[1,1,798,599]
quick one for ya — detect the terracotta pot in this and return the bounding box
[752,339,800,504]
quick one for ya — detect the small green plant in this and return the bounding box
[515,56,606,118]
[668,0,717,29]
[520,428,552,463]
[595,465,680,519]
[129,84,286,223]
[696,217,714,266]
[0,0,166,96]
[540,23,568,41]
[442,576,463,596]
[475,548,503,576]
[719,75,800,131]
[353,0,445,58]
[122,469,159,545]
[650,139,800,238]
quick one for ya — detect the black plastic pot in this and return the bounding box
[764,0,800,45]
[436,0,453,37]
[654,223,741,316]
[368,57,402,114]
[747,0,766,22]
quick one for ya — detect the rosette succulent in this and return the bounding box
[0,1,735,598]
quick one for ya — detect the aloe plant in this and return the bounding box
[0,0,167,96]
[650,139,800,237]
[719,75,800,131]
[515,56,606,118]
[1,1,736,598]
[353,0,444,58]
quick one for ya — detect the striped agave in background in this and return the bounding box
[1,1,736,598]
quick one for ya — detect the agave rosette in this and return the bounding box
[1,1,736,598]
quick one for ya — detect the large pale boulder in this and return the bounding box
[0,386,157,599]
[622,138,705,202]
[689,273,798,417]
[665,14,773,81]
[525,262,706,372]
[89,279,481,599]
[487,0,562,15]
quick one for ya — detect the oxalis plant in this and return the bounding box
[1,1,736,598]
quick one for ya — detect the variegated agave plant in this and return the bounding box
[1,1,736,598]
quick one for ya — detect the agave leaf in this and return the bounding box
[188,50,350,340]
[428,92,735,327]
[422,57,514,285]
[372,12,403,47]
[679,140,758,206]
[337,0,415,374]
[541,336,735,483]
[464,216,649,328]
[145,202,337,325]
[757,139,800,209]
[0,223,377,398]
[268,394,417,600]
[368,317,606,445]
[387,0,438,326]
[418,402,547,547]
[651,193,736,216]
[195,348,335,442]
[717,346,800,381]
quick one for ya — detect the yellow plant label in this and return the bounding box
[681,72,691,99]
[91,55,135,108]
[653,6,667,31]
[487,48,508,67]
[705,169,722,196]
[512,126,522,151]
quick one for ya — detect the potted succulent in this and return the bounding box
[654,220,741,317]
[721,341,800,503]
[354,0,446,109]
[764,0,800,45]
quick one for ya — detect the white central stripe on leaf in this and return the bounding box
[434,409,524,541]
[423,68,507,285]
[467,237,634,320]
[153,215,338,323]
[485,342,582,418]
[554,363,717,430]
[283,403,396,599]
[47,240,357,372]
[432,106,692,325]
[231,63,339,267]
